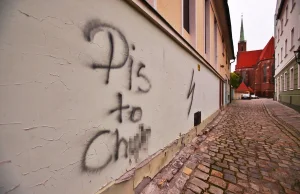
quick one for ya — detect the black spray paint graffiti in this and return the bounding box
[109,93,143,123]
[83,19,151,93]
[83,19,129,85]
[187,69,195,116]
[81,125,151,173]
[81,19,153,173]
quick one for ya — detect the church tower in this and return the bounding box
[238,15,246,52]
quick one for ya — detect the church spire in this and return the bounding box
[239,14,245,42]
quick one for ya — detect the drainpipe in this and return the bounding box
[229,58,236,103]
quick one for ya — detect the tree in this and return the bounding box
[230,72,242,89]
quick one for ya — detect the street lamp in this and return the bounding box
[294,46,300,64]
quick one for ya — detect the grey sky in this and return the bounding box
[228,0,276,72]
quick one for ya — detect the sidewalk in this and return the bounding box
[140,99,300,194]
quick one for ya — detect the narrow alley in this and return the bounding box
[141,99,300,194]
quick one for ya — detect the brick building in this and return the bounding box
[235,16,275,98]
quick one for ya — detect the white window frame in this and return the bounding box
[290,67,294,90]
[285,39,287,57]
[290,28,294,50]
[277,77,280,93]
[284,72,287,91]
[279,75,283,92]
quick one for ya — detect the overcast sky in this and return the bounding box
[228,0,276,72]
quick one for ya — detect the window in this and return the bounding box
[183,0,190,33]
[214,17,217,67]
[284,72,287,91]
[280,75,283,91]
[281,19,283,34]
[278,53,279,66]
[205,0,210,54]
[281,47,283,61]
[285,39,287,57]
[298,64,300,89]
[278,28,280,42]
[290,67,294,90]
[263,64,267,83]
[285,5,288,25]
[277,77,280,93]
[291,28,294,49]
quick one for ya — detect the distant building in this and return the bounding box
[235,16,275,98]
[233,82,253,99]
[274,0,300,111]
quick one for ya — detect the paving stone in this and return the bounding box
[194,170,209,180]
[209,185,224,194]
[190,177,209,190]
[175,174,189,190]
[224,174,237,184]
[182,166,193,176]
[216,162,228,169]
[227,183,243,194]
[167,187,181,194]
[223,169,234,175]
[236,172,247,180]
[197,164,210,173]
[209,176,227,189]
[184,189,196,194]
[211,170,223,178]
[249,183,259,192]
[186,183,202,194]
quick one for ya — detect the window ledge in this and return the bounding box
[290,45,295,51]
[290,88,294,91]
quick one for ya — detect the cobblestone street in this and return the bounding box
[141,99,300,194]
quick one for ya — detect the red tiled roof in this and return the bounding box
[236,50,262,69]
[259,37,275,61]
[248,87,254,93]
[236,82,250,93]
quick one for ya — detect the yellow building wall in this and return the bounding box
[196,1,205,55]
[156,0,230,79]
[209,4,215,69]
[157,0,182,33]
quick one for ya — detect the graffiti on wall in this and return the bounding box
[80,19,196,173]
[81,125,151,173]
[187,69,195,116]
[81,19,152,173]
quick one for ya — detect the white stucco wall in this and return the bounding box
[0,0,220,193]
[275,0,300,76]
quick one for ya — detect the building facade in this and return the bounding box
[0,0,234,194]
[235,17,275,98]
[146,0,234,107]
[274,0,300,111]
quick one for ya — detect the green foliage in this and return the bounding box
[230,72,242,89]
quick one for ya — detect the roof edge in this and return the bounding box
[224,0,235,60]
